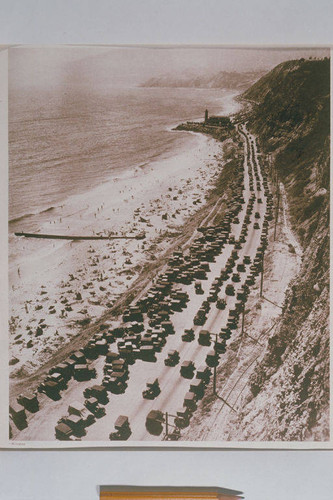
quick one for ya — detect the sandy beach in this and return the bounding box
[9,131,225,378]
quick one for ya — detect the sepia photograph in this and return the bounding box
[2,44,330,446]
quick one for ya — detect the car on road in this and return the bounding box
[55,422,74,441]
[207,290,218,302]
[231,273,241,283]
[84,397,106,418]
[142,378,161,399]
[184,391,197,411]
[182,328,195,342]
[102,373,127,394]
[73,364,97,382]
[83,384,108,404]
[164,350,180,366]
[243,255,251,264]
[216,297,227,310]
[206,350,219,368]
[174,407,191,428]
[198,330,211,346]
[69,351,86,365]
[193,310,207,326]
[9,401,27,428]
[215,340,226,354]
[180,360,195,379]
[231,249,239,260]
[194,281,204,294]
[236,263,246,273]
[68,401,96,427]
[196,365,212,384]
[146,409,165,436]
[109,415,132,440]
[38,379,64,400]
[17,392,39,413]
[140,345,157,362]
[225,284,235,296]
[190,378,205,398]
[57,414,85,437]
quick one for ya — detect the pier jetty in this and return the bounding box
[14,232,145,241]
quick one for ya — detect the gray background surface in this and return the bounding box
[0,1,332,499]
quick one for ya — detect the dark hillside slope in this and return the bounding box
[237,58,330,440]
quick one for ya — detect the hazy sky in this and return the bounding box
[9,45,330,90]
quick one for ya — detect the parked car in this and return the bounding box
[83,384,108,404]
[194,281,204,294]
[84,397,106,418]
[145,409,165,436]
[57,414,85,437]
[174,406,191,429]
[164,350,180,366]
[73,364,97,381]
[180,360,195,379]
[68,401,95,427]
[216,297,227,310]
[109,415,132,440]
[196,365,212,384]
[182,328,195,342]
[17,392,39,413]
[55,422,74,441]
[183,391,197,411]
[142,378,161,399]
[225,284,235,296]
[198,330,211,346]
[9,401,27,428]
[206,350,219,368]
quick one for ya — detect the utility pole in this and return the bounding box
[260,251,265,297]
[212,333,218,396]
[241,301,246,336]
[274,181,281,241]
[213,365,217,396]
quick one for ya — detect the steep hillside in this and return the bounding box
[235,58,330,440]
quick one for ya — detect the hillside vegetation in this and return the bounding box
[237,58,330,440]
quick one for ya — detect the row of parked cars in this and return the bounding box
[144,364,213,439]
[55,386,108,440]
[31,127,275,442]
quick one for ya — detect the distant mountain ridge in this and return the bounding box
[141,70,266,90]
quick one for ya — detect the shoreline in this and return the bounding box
[9,130,226,381]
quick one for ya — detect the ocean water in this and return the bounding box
[9,86,232,221]
[9,85,240,267]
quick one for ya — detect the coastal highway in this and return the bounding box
[15,124,269,443]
